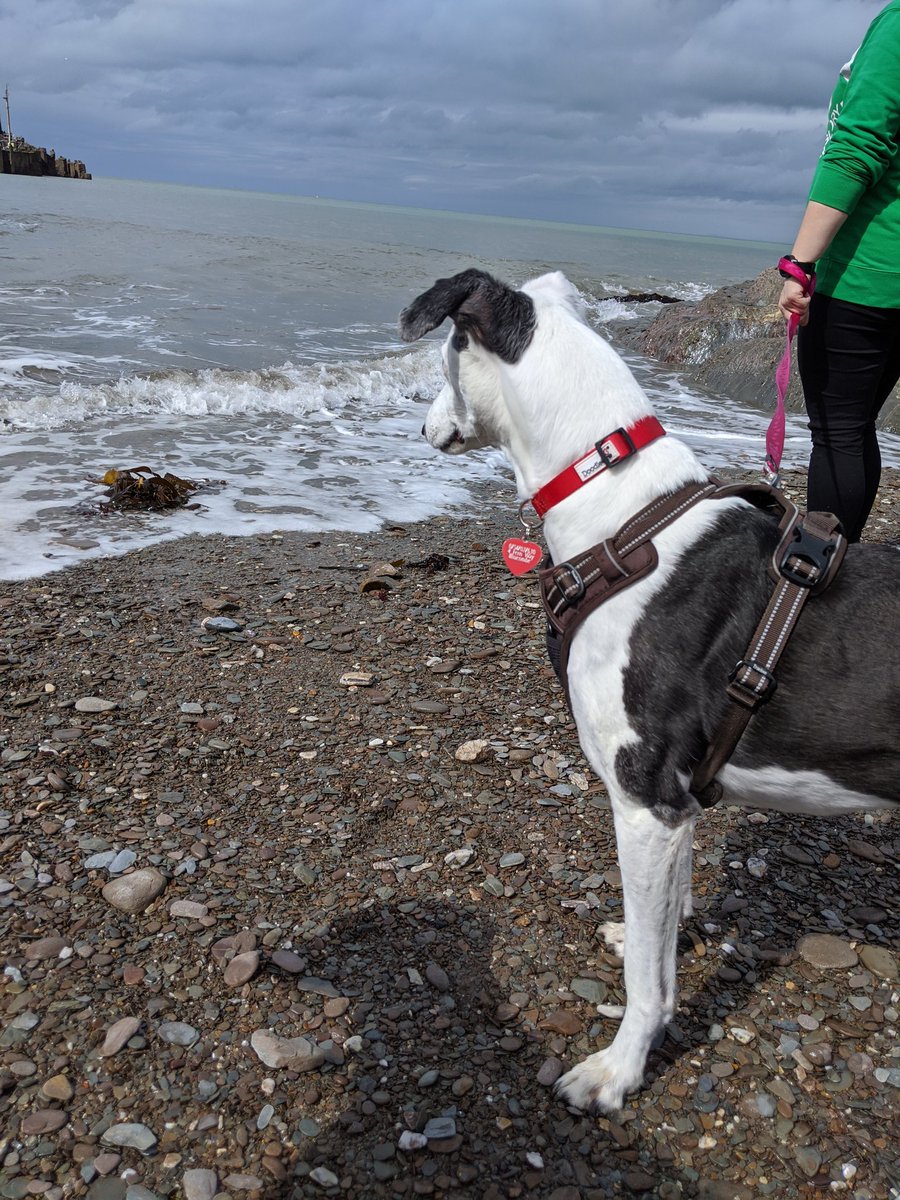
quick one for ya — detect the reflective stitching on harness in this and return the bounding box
[761,588,805,667]
[618,486,718,556]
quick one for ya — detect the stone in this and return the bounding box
[537,1057,564,1086]
[323,997,350,1018]
[181,1170,218,1200]
[93,1153,121,1174]
[88,1183,127,1200]
[423,1116,456,1140]
[398,1131,427,1152]
[270,949,307,973]
[794,1146,822,1177]
[102,868,167,914]
[857,944,897,980]
[200,616,243,633]
[40,1074,74,1101]
[98,1017,141,1056]
[24,936,69,961]
[454,739,489,762]
[846,839,885,864]
[571,977,607,1005]
[170,900,209,919]
[443,848,475,868]
[84,851,116,870]
[158,1021,199,1046]
[538,1009,581,1036]
[75,696,118,712]
[425,962,450,991]
[108,849,137,874]
[223,951,259,987]
[20,1108,69,1135]
[308,1168,339,1187]
[338,671,375,687]
[797,933,858,969]
[250,1029,324,1071]
[101,1123,157,1154]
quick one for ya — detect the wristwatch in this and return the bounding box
[779,254,816,280]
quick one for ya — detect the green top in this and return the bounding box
[808,0,900,307]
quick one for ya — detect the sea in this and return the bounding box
[4,175,897,582]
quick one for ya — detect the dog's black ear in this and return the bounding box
[399,269,535,363]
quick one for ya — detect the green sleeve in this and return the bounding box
[809,6,900,214]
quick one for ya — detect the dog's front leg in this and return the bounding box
[597,812,694,956]
[556,800,694,1113]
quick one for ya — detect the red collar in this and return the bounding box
[531,416,666,518]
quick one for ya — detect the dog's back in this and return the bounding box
[615,500,899,817]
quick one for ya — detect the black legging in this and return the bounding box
[797,292,900,542]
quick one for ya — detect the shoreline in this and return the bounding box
[0,467,897,1198]
[2,463,899,590]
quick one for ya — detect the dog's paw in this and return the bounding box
[554,1049,644,1114]
[598,921,625,957]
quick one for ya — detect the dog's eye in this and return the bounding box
[451,331,468,353]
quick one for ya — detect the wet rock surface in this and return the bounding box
[613,268,900,433]
[0,474,897,1198]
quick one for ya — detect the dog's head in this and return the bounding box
[399,269,581,455]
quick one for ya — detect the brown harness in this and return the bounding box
[540,478,847,809]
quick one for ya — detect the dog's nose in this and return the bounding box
[421,423,426,436]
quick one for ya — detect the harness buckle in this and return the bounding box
[553,562,586,604]
[778,524,843,593]
[728,659,778,708]
[596,427,637,468]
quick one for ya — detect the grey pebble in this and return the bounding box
[75,696,118,713]
[423,1116,456,1140]
[108,849,137,874]
[201,616,243,633]
[158,1021,199,1046]
[101,1122,157,1153]
[181,1170,218,1200]
[84,851,117,870]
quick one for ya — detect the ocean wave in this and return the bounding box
[0,346,445,431]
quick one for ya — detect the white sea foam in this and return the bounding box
[0,347,443,430]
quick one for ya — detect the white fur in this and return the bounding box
[719,763,887,814]
[415,271,893,1113]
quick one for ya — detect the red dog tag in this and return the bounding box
[502,537,543,575]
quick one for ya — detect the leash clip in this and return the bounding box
[518,499,542,536]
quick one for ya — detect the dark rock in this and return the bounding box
[613,268,899,432]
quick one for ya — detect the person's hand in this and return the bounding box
[778,278,812,324]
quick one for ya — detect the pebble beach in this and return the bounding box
[1,468,898,1200]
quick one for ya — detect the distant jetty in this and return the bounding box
[0,86,91,179]
[0,139,91,179]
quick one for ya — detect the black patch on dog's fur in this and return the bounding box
[400,269,536,364]
[615,505,900,815]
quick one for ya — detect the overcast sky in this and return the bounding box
[0,0,887,240]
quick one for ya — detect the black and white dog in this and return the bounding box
[400,268,899,1113]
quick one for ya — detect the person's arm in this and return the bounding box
[778,6,900,323]
[778,201,848,322]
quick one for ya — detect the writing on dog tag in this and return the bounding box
[502,537,543,575]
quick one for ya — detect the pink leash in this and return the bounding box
[766,258,816,486]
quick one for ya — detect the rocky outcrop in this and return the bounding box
[614,268,899,433]
[0,142,91,179]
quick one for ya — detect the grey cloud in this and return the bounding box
[2,0,887,238]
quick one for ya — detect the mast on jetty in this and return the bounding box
[2,85,11,150]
